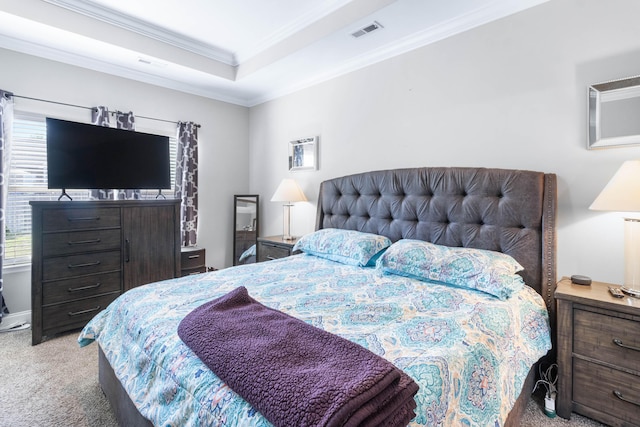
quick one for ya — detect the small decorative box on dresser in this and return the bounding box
[555,277,640,426]
[256,235,299,262]
[30,200,181,345]
[180,247,206,276]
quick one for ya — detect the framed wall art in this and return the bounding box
[288,136,318,171]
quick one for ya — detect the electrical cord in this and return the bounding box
[532,363,558,418]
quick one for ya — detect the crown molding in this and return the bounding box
[42,0,236,65]
[0,33,251,106]
[42,0,356,67]
[233,0,353,63]
[6,0,550,108]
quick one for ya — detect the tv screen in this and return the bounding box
[46,118,170,190]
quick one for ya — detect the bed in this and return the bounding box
[79,166,557,427]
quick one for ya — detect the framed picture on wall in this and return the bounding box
[288,136,318,171]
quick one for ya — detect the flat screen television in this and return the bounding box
[46,118,170,192]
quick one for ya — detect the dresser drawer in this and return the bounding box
[42,207,120,232]
[43,250,121,281]
[258,242,290,261]
[181,247,205,269]
[574,308,640,372]
[42,293,119,333]
[573,358,640,425]
[43,229,121,257]
[42,271,121,305]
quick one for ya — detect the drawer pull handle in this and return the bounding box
[68,283,101,292]
[68,306,101,316]
[188,254,201,259]
[68,261,101,269]
[613,390,640,407]
[68,238,101,245]
[613,338,640,352]
[67,216,100,222]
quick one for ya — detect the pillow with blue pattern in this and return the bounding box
[293,228,392,267]
[376,239,525,300]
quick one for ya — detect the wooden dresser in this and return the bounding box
[256,235,299,262]
[555,277,640,426]
[30,200,181,345]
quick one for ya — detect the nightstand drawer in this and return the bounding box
[574,308,640,372]
[182,266,207,276]
[573,358,640,425]
[181,247,205,269]
[180,247,206,276]
[259,242,290,261]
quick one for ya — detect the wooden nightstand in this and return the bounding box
[555,277,640,426]
[256,236,299,262]
[180,247,206,276]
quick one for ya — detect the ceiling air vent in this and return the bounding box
[351,21,383,38]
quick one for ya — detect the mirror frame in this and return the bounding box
[588,75,640,149]
[288,136,318,171]
[233,194,259,266]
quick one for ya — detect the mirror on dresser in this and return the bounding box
[233,195,259,266]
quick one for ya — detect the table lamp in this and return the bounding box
[271,179,307,240]
[590,160,640,297]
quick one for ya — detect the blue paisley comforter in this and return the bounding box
[78,253,551,427]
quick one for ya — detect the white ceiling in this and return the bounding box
[0,0,548,107]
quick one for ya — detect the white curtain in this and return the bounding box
[0,90,14,322]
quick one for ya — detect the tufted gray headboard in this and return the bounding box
[315,167,557,317]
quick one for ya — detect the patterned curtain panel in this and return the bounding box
[0,90,14,323]
[89,106,114,200]
[175,122,199,247]
[115,111,140,200]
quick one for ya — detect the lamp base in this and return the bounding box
[620,286,640,298]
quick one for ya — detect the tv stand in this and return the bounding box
[155,189,166,199]
[57,189,72,201]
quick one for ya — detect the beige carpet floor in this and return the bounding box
[0,328,607,427]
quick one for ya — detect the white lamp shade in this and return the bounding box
[270,179,308,203]
[590,160,640,296]
[590,160,640,212]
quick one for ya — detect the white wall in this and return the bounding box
[249,0,640,286]
[1,48,250,314]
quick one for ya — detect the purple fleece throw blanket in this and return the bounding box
[177,286,419,427]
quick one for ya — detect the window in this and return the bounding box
[5,113,178,266]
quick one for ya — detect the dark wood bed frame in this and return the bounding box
[98,167,557,426]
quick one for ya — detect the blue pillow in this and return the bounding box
[376,239,525,300]
[293,229,392,267]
